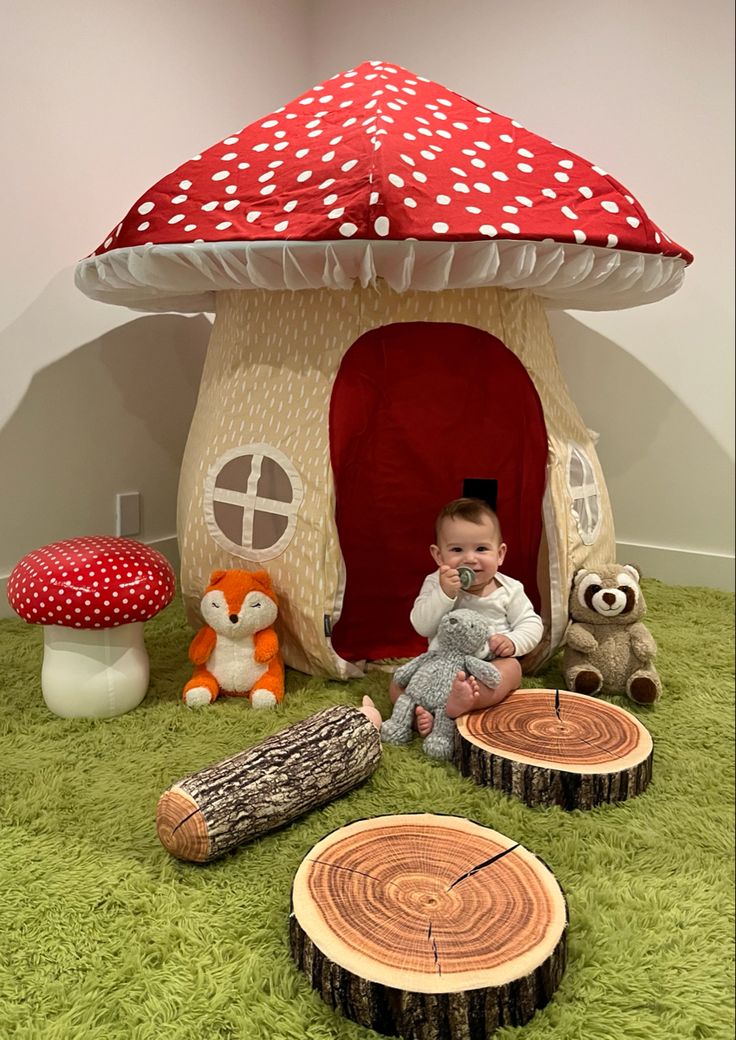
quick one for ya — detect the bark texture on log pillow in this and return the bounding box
[156,704,382,862]
[291,813,567,1040]
[454,689,653,810]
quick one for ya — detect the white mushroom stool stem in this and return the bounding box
[41,622,149,719]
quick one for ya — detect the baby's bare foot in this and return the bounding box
[445,671,481,719]
[415,705,434,737]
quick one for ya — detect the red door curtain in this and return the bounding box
[329,322,548,662]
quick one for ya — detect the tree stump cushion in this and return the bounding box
[454,688,653,810]
[291,813,567,1039]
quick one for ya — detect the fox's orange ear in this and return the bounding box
[209,569,228,586]
[251,569,272,589]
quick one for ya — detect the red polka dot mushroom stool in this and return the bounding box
[7,536,175,718]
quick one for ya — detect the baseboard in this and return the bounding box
[1,537,731,622]
[616,541,734,592]
[0,535,182,621]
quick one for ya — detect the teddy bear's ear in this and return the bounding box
[621,564,641,582]
[572,569,588,587]
[209,569,228,586]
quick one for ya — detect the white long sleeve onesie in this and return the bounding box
[410,570,544,657]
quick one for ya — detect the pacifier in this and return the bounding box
[457,566,475,590]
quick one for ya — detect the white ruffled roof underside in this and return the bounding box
[74,237,687,314]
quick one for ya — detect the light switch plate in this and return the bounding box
[116,492,141,537]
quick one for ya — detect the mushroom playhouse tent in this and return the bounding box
[75,60,692,679]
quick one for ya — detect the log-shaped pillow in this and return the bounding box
[157,704,382,862]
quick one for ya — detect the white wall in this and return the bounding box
[0,0,311,607]
[1,0,733,610]
[306,0,735,589]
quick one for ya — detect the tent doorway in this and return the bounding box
[329,321,548,662]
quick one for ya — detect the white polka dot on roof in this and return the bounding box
[7,536,175,629]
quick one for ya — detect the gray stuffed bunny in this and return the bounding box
[381,609,501,760]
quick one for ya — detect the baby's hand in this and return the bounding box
[438,565,462,598]
[489,633,516,657]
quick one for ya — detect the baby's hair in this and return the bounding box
[435,498,503,542]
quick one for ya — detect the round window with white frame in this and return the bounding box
[566,443,601,546]
[204,443,304,562]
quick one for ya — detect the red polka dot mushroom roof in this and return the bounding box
[7,537,176,629]
[75,59,692,313]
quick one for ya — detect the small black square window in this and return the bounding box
[462,478,498,511]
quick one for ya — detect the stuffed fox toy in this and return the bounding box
[183,569,284,709]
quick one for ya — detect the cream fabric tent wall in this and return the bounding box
[177,284,614,678]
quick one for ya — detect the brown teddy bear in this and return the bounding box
[563,564,661,704]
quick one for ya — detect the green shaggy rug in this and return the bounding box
[0,580,733,1040]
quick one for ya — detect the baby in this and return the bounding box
[390,497,543,735]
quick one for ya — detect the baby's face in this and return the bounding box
[431,515,507,592]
